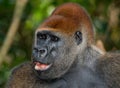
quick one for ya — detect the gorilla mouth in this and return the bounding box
[34,62,52,71]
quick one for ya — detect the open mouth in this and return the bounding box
[34,62,52,71]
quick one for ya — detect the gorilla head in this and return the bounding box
[31,3,94,80]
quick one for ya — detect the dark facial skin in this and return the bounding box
[31,30,82,80]
[32,30,61,64]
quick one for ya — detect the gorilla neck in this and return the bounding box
[77,45,105,70]
[62,45,107,88]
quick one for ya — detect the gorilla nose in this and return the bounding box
[39,49,46,54]
[38,48,47,57]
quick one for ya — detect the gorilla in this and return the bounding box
[6,3,120,88]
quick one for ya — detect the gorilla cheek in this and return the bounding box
[51,50,57,58]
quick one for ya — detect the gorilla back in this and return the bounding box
[6,3,120,88]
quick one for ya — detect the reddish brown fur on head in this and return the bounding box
[39,3,94,44]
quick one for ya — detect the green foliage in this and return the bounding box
[0,0,119,87]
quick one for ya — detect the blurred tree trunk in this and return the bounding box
[105,1,120,50]
[0,0,28,66]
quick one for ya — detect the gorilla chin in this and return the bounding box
[32,62,52,80]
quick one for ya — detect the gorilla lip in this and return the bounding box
[34,62,52,71]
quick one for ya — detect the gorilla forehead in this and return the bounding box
[39,15,79,36]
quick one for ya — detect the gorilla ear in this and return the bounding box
[75,31,82,45]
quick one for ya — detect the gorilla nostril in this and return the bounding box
[38,48,47,57]
[33,47,47,57]
[39,49,45,54]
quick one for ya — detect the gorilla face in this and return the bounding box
[31,30,82,80]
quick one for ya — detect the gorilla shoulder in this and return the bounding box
[6,62,36,88]
[97,53,120,88]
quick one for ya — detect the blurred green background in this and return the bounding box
[0,0,120,87]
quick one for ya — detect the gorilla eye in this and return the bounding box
[51,35,59,42]
[37,33,47,40]
[75,31,82,45]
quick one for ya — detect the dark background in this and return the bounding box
[0,0,120,87]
